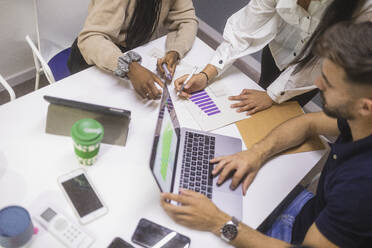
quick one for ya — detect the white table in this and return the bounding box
[0,37,324,247]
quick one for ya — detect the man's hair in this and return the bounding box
[313,21,372,85]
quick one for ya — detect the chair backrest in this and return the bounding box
[0,74,16,101]
[34,0,91,62]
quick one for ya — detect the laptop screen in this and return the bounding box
[150,86,180,193]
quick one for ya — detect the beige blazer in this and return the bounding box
[78,0,198,72]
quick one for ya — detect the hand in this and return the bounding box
[174,73,208,98]
[157,51,179,81]
[128,62,164,99]
[210,149,264,195]
[161,189,230,234]
[229,89,274,115]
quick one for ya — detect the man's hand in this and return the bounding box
[229,89,274,115]
[161,189,230,234]
[128,62,164,99]
[157,51,179,81]
[174,73,208,98]
[211,149,264,195]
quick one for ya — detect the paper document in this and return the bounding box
[170,64,248,131]
[144,47,249,131]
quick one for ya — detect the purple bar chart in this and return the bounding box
[189,90,221,116]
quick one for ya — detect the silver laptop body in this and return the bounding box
[150,87,243,219]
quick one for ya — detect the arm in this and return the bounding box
[165,0,198,59]
[208,0,280,79]
[303,224,338,248]
[161,191,340,248]
[78,0,128,72]
[175,0,280,97]
[161,190,289,248]
[157,0,198,80]
[266,61,321,104]
[212,111,339,194]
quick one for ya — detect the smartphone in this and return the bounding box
[58,168,108,224]
[131,218,190,248]
[108,237,134,248]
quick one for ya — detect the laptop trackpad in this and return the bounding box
[213,176,243,196]
[213,191,243,219]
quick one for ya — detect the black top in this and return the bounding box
[292,119,372,247]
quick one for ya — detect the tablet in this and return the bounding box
[44,95,131,119]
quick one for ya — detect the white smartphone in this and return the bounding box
[58,168,108,224]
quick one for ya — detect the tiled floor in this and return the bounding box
[0,75,49,105]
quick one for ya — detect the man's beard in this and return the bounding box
[320,92,355,120]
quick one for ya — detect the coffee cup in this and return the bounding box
[71,118,104,166]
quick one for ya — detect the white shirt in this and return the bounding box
[210,0,372,103]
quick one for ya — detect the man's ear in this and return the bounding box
[358,98,372,117]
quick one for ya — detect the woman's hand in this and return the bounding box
[229,89,274,115]
[210,148,264,195]
[174,73,208,98]
[161,189,230,234]
[157,51,179,81]
[128,62,164,99]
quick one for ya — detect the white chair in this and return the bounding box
[26,0,90,90]
[0,74,16,101]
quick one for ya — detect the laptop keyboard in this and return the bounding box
[179,131,216,199]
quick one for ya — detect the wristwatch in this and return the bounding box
[220,216,239,242]
[114,51,142,79]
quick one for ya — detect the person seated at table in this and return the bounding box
[175,0,371,115]
[67,0,198,100]
[162,22,372,247]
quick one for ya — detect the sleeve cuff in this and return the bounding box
[209,53,232,77]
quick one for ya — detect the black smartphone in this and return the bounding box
[131,218,191,248]
[108,237,134,248]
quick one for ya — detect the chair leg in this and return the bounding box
[35,70,40,91]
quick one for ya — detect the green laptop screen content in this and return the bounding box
[153,102,178,192]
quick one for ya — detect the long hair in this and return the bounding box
[292,0,364,73]
[125,0,162,50]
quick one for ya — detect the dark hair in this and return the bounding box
[125,0,162,50]
[313,21,372,84]
[292,0,364,73]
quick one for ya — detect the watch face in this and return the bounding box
[222,224,238,241]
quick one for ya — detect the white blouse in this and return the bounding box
[209,0,372,103]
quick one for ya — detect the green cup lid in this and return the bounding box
[71,119,104,145]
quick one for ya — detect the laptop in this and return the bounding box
[150,86,243,218]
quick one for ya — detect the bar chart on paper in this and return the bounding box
[182,84,248,131]
[156,59,250,131]
[189,90,221,116]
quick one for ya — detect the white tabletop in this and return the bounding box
[0,36,324,247]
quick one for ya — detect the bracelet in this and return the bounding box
[199,71,209,86]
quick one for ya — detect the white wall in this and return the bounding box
[0,0,36,87]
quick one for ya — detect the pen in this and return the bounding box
[162,63,172,81]
[177,66,198,96]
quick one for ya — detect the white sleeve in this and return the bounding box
[267,62,321,103]
[210,0,281,76]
